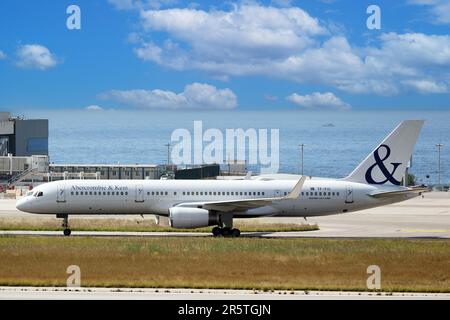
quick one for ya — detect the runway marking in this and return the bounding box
[0,230,449,239]
[401,229,449,233]
[0,286,449,300]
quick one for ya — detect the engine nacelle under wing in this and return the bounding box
[169,207,219,229]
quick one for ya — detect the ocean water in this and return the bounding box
[19,109,450,185]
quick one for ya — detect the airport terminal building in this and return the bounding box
[0,112,48,157]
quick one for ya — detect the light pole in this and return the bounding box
[299,144,305,176]
[436,144,443,187]
[165,143,171,169]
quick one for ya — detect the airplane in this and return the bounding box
[16,120,428,237]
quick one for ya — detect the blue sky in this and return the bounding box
[0,0,449,111]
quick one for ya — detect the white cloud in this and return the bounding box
[0,50,6,60]
[128,4,450,96]
[402,80,448,94]
[109,0,177,10]
[138,4,327,62]
[101,83,237,109]
[85,105,104,111]
[286,92,351,111]
[16,44,58,70]
[408,0,450,24]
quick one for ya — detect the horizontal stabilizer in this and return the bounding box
[368,186,430,199]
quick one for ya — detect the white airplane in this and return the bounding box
[16,120,428,237]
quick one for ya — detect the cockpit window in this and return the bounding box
[33,191,44,197]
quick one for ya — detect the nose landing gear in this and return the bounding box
[57,214,71,236]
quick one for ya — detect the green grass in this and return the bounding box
[0,236,449,292]
[0,217,318,233]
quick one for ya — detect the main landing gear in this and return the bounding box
[57,214,71,236]
[212,213,240,237]
[212,227,241,238]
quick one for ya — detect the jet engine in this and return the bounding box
[169,207,219,229]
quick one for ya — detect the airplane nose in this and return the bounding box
[15,198,28,212]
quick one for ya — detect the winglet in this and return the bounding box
[284,176,306,200]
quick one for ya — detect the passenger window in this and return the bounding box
[107,192,110,195]
[257,192,260,196]
[156,191,159,195]
[174,192,177,195]
[165,191,168,196]
[227,192,230,196]
[71,192,74,195]
[80,192,84,196]
[231,192,234,195]
[240,192,243,196]
[121,192,124,196]
[337,192,340,196]
[262,192,265,196]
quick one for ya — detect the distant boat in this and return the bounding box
[322,123,335,127]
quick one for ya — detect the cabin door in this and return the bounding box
[135,184,145,203]
[345,186,354,204]
[57,184,66,203]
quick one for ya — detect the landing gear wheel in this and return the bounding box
[212,227,221,237]
[221,227,231,237]
[60,214,71,236]
[231,228,241,238]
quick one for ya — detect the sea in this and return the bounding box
[17,109,450,185]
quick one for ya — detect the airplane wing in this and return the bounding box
[175,176,306,212]
[368,186,430,199]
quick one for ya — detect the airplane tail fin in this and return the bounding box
[343,120,424,186]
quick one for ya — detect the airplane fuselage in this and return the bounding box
[16,178,416,218]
